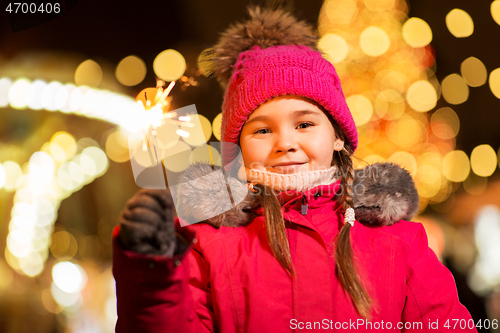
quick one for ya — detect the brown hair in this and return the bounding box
[250,112,374,319]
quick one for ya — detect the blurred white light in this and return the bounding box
[57,162,77,191]
[41,81,63,111]
[81,147,108,176]
[0,77,13,107]
[26,79,47,110]
[35,198,56,227]
[69,87,84,112]
[54,85,69,110]
[68,161,84,186]
[470,205,500,294]
[11,201,36,219]
[52,261,88,293]
[9,78,31,109]
[18,250,44,277]
[9,215,35,232]
[0,163,5,188]
[2,161,22,191]
[29,151,55,177]
[60,84,77,113]
[7,230,33,257]
[51,282,81,307]
[81,89,96,115]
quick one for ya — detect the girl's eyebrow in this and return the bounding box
[245,109,321,125]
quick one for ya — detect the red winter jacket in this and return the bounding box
[113,166,476,333]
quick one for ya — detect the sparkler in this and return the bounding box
[135,80,195,168]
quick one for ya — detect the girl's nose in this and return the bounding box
[274,131,298,153]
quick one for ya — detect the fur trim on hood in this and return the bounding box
[173,162,419,229]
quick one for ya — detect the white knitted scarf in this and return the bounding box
[244,166,339,192]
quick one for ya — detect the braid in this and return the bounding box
[333,146,373,319]
[253,183,296,278]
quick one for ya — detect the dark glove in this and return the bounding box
[118,189,177,256]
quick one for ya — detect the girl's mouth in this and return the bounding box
[269,163,307,174]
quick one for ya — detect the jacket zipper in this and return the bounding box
[301,191,308,215]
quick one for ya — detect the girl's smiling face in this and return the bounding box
[239,95,344,174]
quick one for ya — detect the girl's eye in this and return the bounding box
[254,128,270,134]
[297,122,314,129]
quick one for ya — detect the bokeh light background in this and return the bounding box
[1,0,500,332]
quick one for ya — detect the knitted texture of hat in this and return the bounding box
[220,44,358,167]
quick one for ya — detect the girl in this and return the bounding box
[113,7,477,332]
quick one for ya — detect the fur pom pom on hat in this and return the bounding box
[210,6,358,167]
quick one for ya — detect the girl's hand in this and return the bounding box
[118,189,177,256]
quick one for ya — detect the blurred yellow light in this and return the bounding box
[386,114,424,148]
[489,68,500,99]
[492,1,500,26]
[346,95,373,126]
[8,78,31,109]
[160,140,192,173]
[75,59,103,87]
[442,150,470,182]
[154,122,180,150]
[324,0,358,25]
[50,132,77,162]
[212,113,222,141]
[363,155,386,164]
[446,9,474,38]
[388,151,417,175]
[402,17,433,48]
[363,0,395,11]
[50,231,78,260]
[318,34,349,64]
[153,49,186,82]
[461,57,487,87]
[41,289,63,314]
[105,131,130,163]
[115,55,147,86]
[360,26,391,57]
[0,163,5,189]
[180,114,212,146]
[79,236,102,264]
[407,80,437,112]
[52,261,87,294]
[471,144,497,177]
[0,260,14,289]
[416,165,441,198]
[463,173,488,196]
[191,144,222,166]
[130,140,156,168]
[359,120,380,144]
[431,107,460,139]
[197,48,215,77]
[376,71,409,95]
[5,248,21,271]
[441,74,469,105]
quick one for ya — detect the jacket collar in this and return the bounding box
[174,161,420,229]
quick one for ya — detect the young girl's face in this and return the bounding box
[239,95,344,174]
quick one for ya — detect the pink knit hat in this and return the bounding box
[211,7,358,167]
